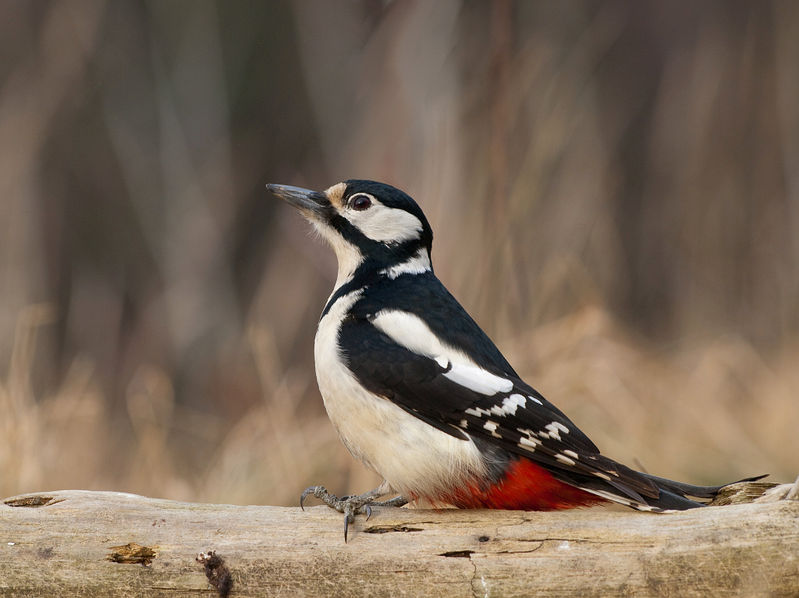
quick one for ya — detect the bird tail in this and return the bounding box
[633,472,769,511]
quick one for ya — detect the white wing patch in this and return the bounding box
[372,310,513,396]
[442,363,514,396]
[372,310,446,357]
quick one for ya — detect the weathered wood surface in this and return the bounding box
[1,489,797,597]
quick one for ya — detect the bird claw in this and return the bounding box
[300,485,333,512]
[299,485,407,542]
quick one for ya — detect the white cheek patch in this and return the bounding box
[346,202,423,243]
[371,310,514,396]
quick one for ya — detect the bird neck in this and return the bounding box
[322,243,433,321]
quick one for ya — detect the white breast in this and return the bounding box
[313,290,488,500]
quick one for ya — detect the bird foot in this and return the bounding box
[300,485,407,542]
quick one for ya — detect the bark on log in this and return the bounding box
[1,489,797,597]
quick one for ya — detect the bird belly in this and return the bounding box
[315,344,489,500]
[314,293,488,501]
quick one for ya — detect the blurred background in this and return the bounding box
[1,0,797,506]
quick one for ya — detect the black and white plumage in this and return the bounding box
[267,180,753,530]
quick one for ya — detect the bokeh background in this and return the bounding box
[1,0,797,506]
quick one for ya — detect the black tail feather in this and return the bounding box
[641,473,769,510]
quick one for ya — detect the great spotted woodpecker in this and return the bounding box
[267,180,757,540]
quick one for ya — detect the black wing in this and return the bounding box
[338,312,662,504]
[349,272,520,377]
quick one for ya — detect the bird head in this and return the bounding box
[267,180,434,286]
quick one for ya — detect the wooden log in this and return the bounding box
[1,489,797,597]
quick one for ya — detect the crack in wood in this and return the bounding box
[4,495,65,508]
[363,525,423,534]
[439,550,474,558]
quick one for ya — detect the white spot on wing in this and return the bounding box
[488,393,527,417]
[483,420,502,438]
[543,421,569,440]
[528,395,543,405]
[555,453,577,466]
[563,450,579,459]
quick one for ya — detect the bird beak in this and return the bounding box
[266,184,331,217]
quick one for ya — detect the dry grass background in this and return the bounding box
[1,1,797,506]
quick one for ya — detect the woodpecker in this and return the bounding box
[267,180,759,540]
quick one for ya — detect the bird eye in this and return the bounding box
[351,194,372,211]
